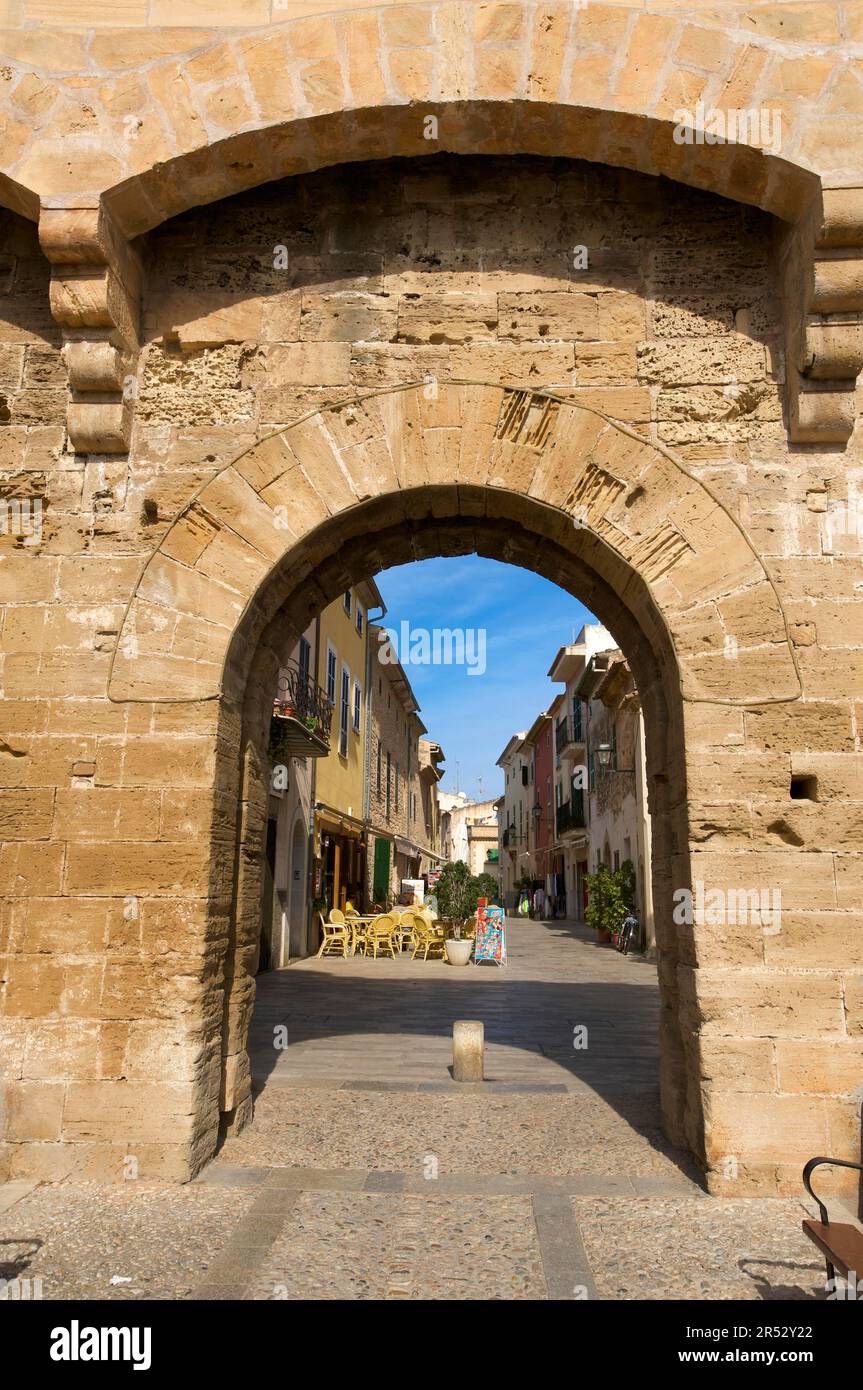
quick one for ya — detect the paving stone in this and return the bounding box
[245,1192,547,1301]
[573,1196,825,1301]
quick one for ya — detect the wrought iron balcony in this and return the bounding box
[555,709,585,758]
[270,665,333,761]
[502,826,523,849]
[555,790,586,837]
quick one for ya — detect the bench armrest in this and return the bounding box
[802,1156,863,1225]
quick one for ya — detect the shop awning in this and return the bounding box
[316,806,365,840]
[393,837,445,864]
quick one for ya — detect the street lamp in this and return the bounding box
[594,742,634,775]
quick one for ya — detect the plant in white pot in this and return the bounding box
[435,862,498,965]
[445,932,473,966]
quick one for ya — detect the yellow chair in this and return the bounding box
[348,917,367,955]
[316,913,349,958]
[393,909,419,954]
[364,913,399,959]
[329,907,346,925]
[411,917,446,961]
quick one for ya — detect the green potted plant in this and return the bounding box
[586,862,632,944]
[433,861,476,963]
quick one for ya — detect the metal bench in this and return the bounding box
[802,1156,863,1295]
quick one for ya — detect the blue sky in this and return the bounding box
[374,556,597,802]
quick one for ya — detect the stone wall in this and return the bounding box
[0,143,861,1195]
[140,155,781,449]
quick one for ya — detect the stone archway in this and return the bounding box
[2,6,862,1200]
[93,380,830,1197]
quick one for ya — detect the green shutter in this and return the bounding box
[373,837,391,901]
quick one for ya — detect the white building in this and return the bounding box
[495,732,532,910]
[439,792,499,871]
[547,624,616,920]
[580,647,655,953]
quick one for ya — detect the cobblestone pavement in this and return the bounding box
[0,922,832,1300]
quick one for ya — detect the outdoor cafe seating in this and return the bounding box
[316,903,467,960]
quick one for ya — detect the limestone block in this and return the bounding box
[704,1090,838,1171]
[698,1037,776,1093]
[692,969,844,1039]
[745,702,854,753]
[4,1082,64,1141]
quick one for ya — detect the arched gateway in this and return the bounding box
[0,3,862,1199]
[107,382,806,1191]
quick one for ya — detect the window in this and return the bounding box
[298,635,310,685]
[394,763,399,812]
[386,752,392,819]
[356,605,364,636]
[613,851,620,872]
[353,680,361,733]
[339,666,349,757]
[326,645,337,706]
[376,740,382,793]
[611,722,618,770]
[343,590,352,616]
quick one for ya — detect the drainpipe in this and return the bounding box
[363,600,386,909]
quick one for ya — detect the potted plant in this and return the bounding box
[435,863,500,964]
[445,935,473,966]
[586,864,613,943]
[586,862,632,944]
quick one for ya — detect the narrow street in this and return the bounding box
[0,922,823,1301]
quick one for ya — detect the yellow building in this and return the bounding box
[312,578,384,913]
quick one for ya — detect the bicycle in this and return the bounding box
[616,912,640,955]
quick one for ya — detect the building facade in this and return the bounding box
[365,624,444,907]
[582,649,656,954]
[496,734,532,911]
[262,619,322,968]
[313,580,383,916]
[547,625,617,920]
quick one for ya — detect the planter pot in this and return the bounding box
[445,938,473,966]
[597,928,612,944]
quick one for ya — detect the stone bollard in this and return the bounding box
[452,1019,484,1082]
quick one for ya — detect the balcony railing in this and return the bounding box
[555,709,585,756]
[502,826,523,849]
[270,665,333,760]
[555,790,586,837]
